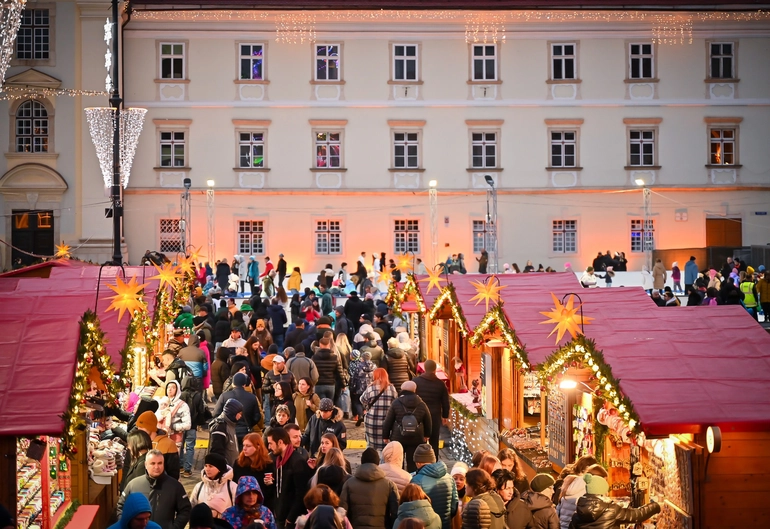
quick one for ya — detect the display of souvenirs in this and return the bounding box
[645,440,694,516]
[547,388,568,467]
[523,374,540,398]
[499,427,550,470]
[16,437,71,529]
[87,419,127,485]
[572,404,594,458]
[654,501,693,529]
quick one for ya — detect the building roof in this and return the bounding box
[0,264,162,436]
[129,1,770,10]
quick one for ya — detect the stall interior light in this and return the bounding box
[559,379,578,389]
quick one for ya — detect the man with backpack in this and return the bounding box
[179,376,206,478]
[209,398,243,464]
[333,306,354,344]
[382,380,433,472]
[213,373,261,449]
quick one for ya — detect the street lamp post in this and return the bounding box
[180,177,191,249]
[207,180,216,262]
[484,175,499,274]
[428,179,438,267]
[108,0,122,264]
[635,178,653,271]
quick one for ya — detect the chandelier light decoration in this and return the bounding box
[0,0,26,90]
[85,107,147,188]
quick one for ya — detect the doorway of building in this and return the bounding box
[706,217,742,247]
[11,210,54,266]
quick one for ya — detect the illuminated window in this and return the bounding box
[628,43,654,79]
[550,131,577,168]
[471,132,497,169]
[15,100,48,153]
[238,221,265,255]
[394,219,420,254]
[159,131,185,167]
[159,219,182,253]
[315,131,341,168]
[630,219,654,253]
[551,43,577,80]
[472,44,497,81]
[393,44,418,81]
[37,212,52,228]
[709,42,734,79]
[239,132,265,168]
[552,220,577,254]
[709,128,735,165]
[16,9,49,60]
[240,43,264,80]
[14,213,29,230]
[315,44,340,81]
[315,220,342,255]
[160,43,185,79]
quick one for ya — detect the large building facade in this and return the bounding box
[3,1,770,271]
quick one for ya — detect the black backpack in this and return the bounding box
[397,400,420,437]
[345,317,355,345]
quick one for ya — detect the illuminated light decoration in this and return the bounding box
[465,12,506,44]
[55,242,71,259]
[104,18,113,91]
[652,13,694,45]
[187,245,203,263]
[428,283,470,337]
[469,304,530,371]
[388,273,428,317]
[0,86,108,101]
[469,275,507,312]
[85,107,147,188]
[150,262,184,290]
[539,293,594,344]
[396,254,414,274]
[275,12,316,44]
[418,265,446,295]
[537,336,641,435]
[0,0,25,89]
[176,255,195,276]
[104,275,149,322]
[377,269,391,285]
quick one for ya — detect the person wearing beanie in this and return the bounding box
[451,462,470,505]
[301,398,347,455]
[382,379,432,472]
[222,476,277,529]
[188,503,234,529]
[135,411,181,480]
[214,373,262,450]
[108,492,163,529]
[414,358,450,459]
[379,441,412,494]
[191,453,238,519]
[262,353,298,424]
[340,446,399,529]
[571,474,660,529]
[381,335,411,390]
[410,443,458,529]
[210,399,244,465]
[521,473,558,529]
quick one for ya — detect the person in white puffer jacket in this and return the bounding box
[190,453,238,519]
[556,474,586,529]
[164,380,191,449]
[379,441,412,494]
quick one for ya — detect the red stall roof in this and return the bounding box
[0,264,162,436]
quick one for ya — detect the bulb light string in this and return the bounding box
[0,0,26,90]
[0,86,109,101]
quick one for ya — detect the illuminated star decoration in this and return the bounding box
[377,269,391,285]
[469,275,507,311]
[396,254,414,273]
[177,256,195,276]
[104,276,149,322]
[539,293,595,344]
[150,262,184,290]
[55,243,71,259]
[419,265,446,294]
[188,246,203,263]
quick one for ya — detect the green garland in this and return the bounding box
[427,283,470,336]
[54,500,80,529]
[468,304,531,370]
[450,395,480,420]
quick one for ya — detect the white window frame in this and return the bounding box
[238,131,266,168]
[393,131,421,169]
[314,43,341,82]
[314,130,343,169]
[315,219,343,255]
[552,219,578,254]
[15,100,49,153]
[549,130,578,168]
[628,129,657,167]
[550,42,577,81]
[159,42,185,80]
[159,130,186,168]
[392,43,419,82]
[159,218,183,253]
[394,219,420,254]
[628,42,655,80]
[708,41,736,80]
[630,219,654,253]
[708,127,737,166]
[471,131,498,169]
[237,220,265,256]
[472,219,496,254]
[471,44,498,81]
[15,8,50,61]
[239,43,265,81]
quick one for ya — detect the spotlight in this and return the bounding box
[183,177,191,189]
[484,174,495,187]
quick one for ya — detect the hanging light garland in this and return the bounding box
[428,283,470,337]
[85,107,147,188]
[0,0,25,90]
[464,12,506,44]
[275,12,316,44]
[469,304,529,371]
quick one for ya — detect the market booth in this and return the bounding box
[0,263,162,528]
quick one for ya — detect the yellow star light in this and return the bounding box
[150,262,184,289]
[188,246,203,263]
[104,275,149,322]
[469,276,507,311]
[419,265,446,294]
[396,254,414,273]
[55,243,71,259]
[177,256,195,276]
[377,269,391,284]
[539,293,594,344]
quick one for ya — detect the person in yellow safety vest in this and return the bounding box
[739,273,759,321]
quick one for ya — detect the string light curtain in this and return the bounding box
[0,0,26,89]
[85,107,147,188]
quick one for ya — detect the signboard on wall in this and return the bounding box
[548,387,569,467]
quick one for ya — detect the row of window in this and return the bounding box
[156,122,740,170]
[157,40,738,83]
[159,217,653,257]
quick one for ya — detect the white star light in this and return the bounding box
[104,19,113,43]
[105,74,112,92]
[104,50,111,70]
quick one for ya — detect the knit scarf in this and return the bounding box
[275,443,294,469]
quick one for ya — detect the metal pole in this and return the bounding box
[486,184,499,274]
[109,0,122,265]
[429,185,438,267]
[180,187,191,249]
[207,184,216,262]
[642,187,653,271]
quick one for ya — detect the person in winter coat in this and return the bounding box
[232,433,276,511]
[180,376,206,477]
[117,450,192,529]
[302,398,347,454]
[120,430,152,493]
[179,332,209,380]
[569,474,660,529]
[555,474,586,529]
[414,359,450,459]
[216,259,232,292]
[361,368,399,452]
[270,385,296,424]
[684,256,699,294]
[340,447,400,529]
[210,399,243,465]
[247,256,260,294]
[382,380,433,473]
[266,299,288,349]
[521,474,558,529]
[108,492,162,529]
[214,373,262,446]
[294,377,321,432]
[266,427,311,528]
[380,441,413,494]
[312,338,348,400]
[236,255,249,294]
[360,332,385,367]
[135,411,181,480]
[491,469,533,529]
[652,259,667,292]
[497,449,530,495]
[286,349,319,385]
[758,269,770,317]
[671,261,683,293]
[461,469,507,529]
[382,338,412,390]
[410,444,458,529]
[477,250,489,275]
[394,484,443,529]
[190,453,238,518]
[221,476,277,529]
[349,350,375,426]
[295,486,353,529]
